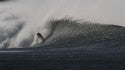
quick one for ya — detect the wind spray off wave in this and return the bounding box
[0,0,67,48]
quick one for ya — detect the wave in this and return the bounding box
[1,16,125,49]
[34,18,125,48]
[0,8,125,49]
[0,0,125,49]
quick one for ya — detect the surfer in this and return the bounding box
[36,32,45,42]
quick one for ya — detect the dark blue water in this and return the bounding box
[0,39,125,70]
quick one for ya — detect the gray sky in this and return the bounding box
[0,0,125,26]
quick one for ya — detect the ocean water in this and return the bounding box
[0,18,125,70]
[0,0,125,70]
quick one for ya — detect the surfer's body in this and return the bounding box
[36,32,45,42]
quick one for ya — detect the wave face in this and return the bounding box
[35,18,125,48]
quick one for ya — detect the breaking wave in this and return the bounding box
[0,0,125,49]
[35,18,125,48]
[0,12,125,49]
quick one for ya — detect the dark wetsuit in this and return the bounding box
[37,32,45,42]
